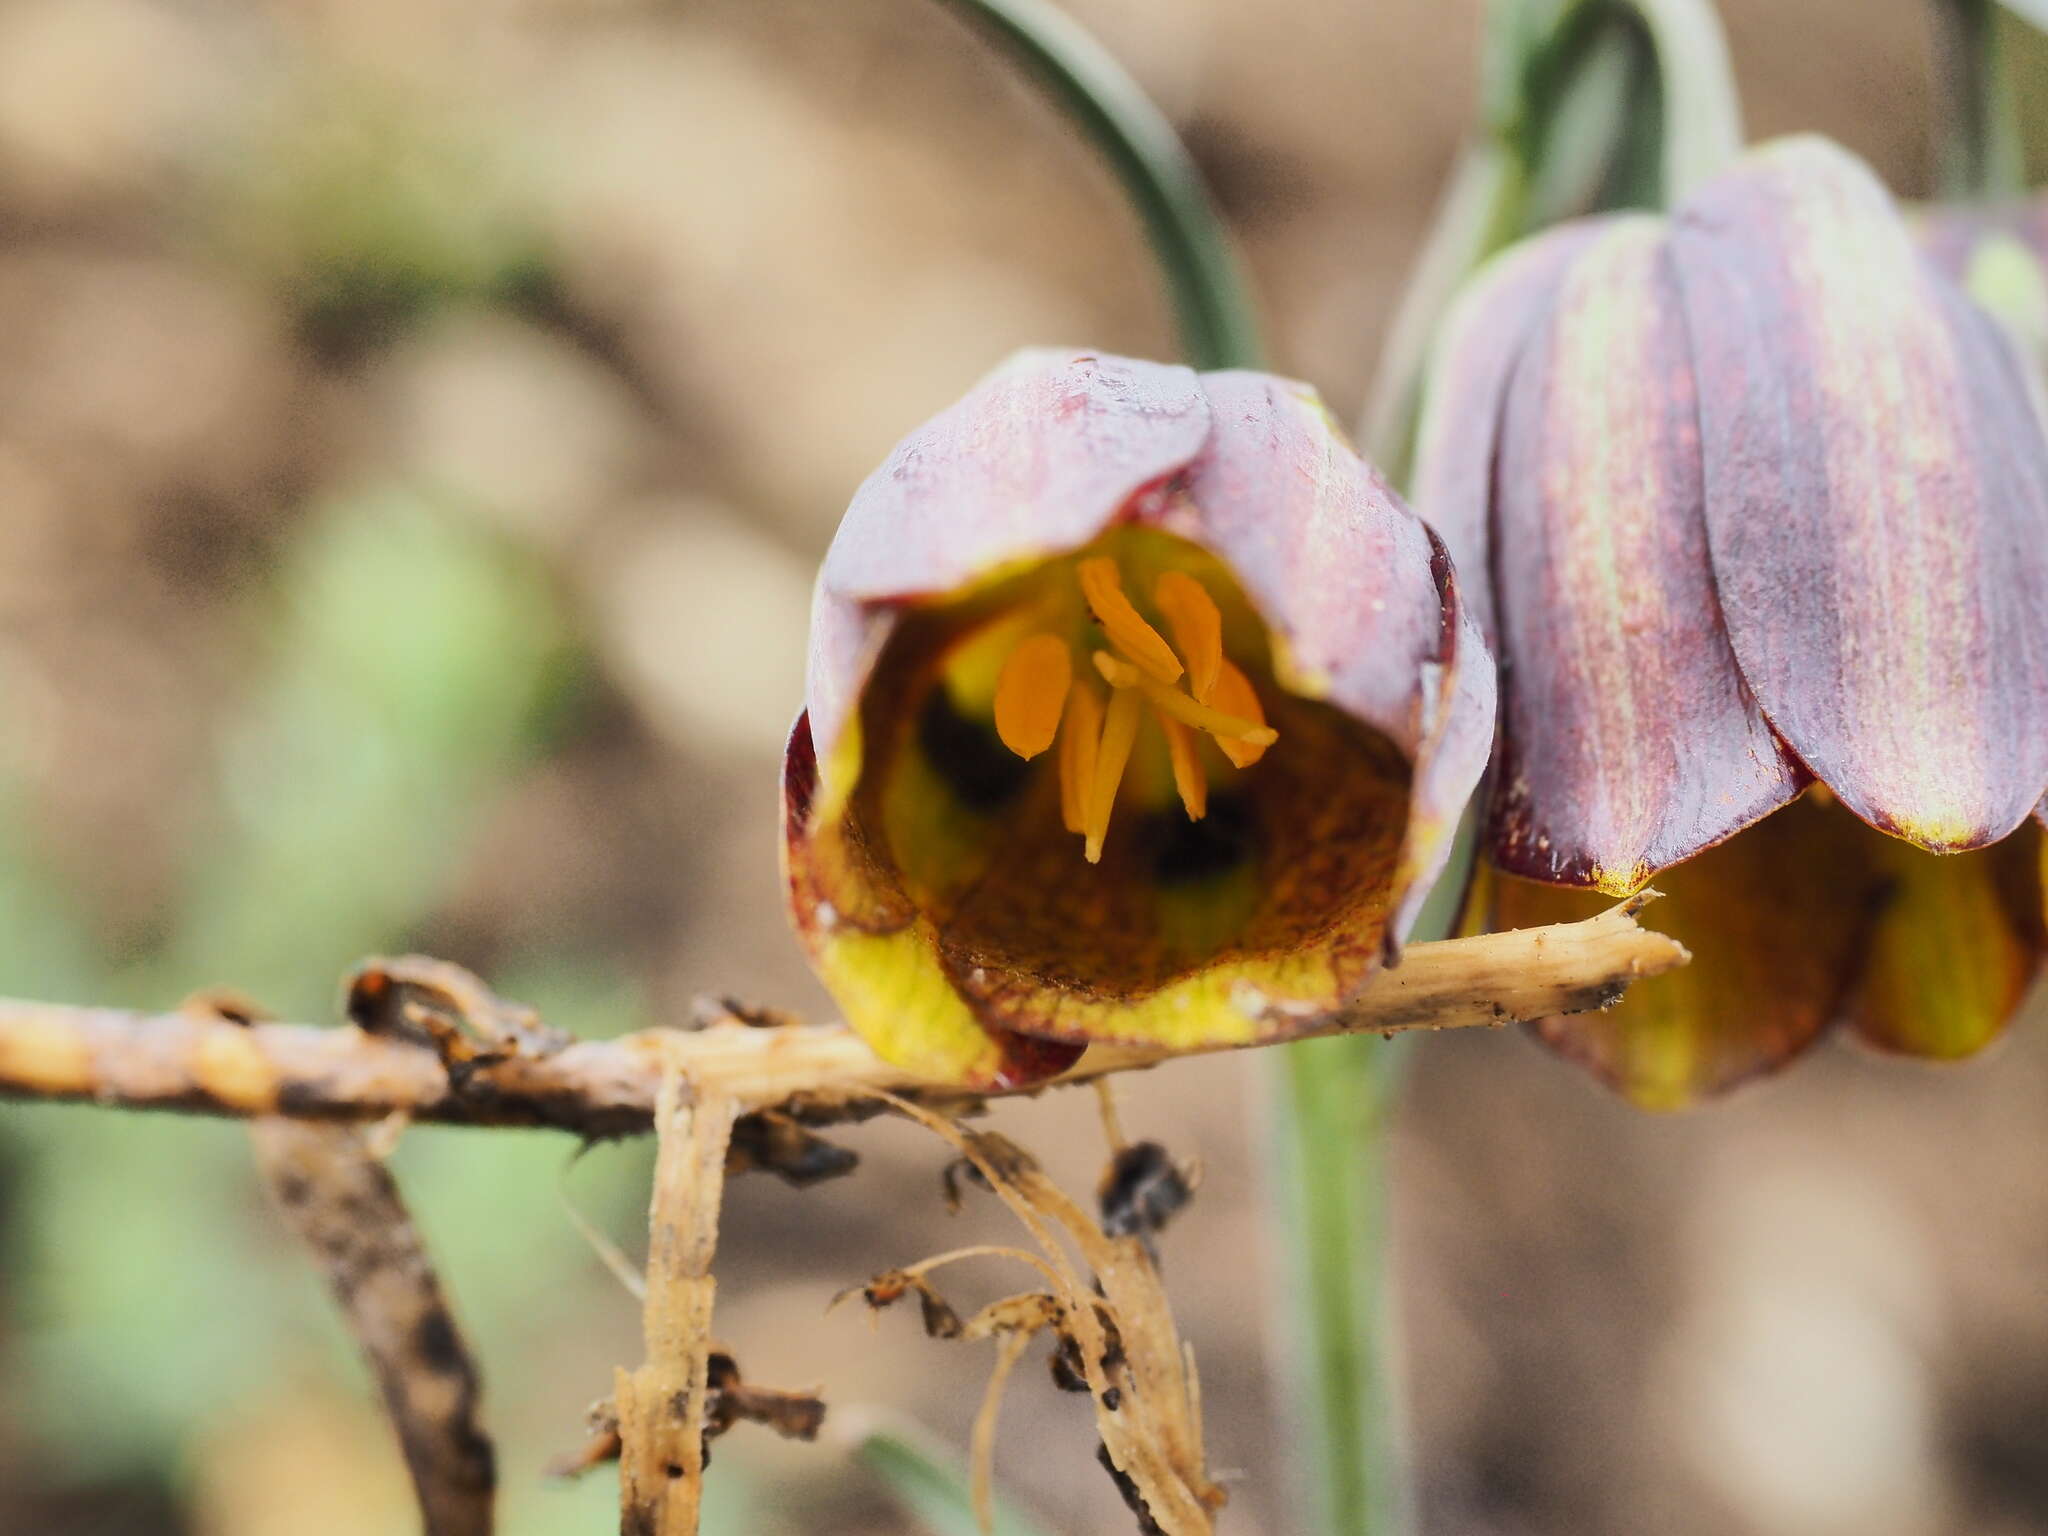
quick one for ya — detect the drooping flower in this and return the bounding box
[783,350,1494,1085]
[1414,136,2048,1109]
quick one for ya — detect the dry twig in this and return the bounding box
[0,900,1685,1134]
[615,1069,739,1535]
[848,1096,1222,1534]
[251,1117,495,1536]
[0,905,1685,1536]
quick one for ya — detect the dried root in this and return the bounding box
[845,1094,1224,1536]
[551,1352,825,1483]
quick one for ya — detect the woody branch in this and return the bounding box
[0,898,1684,1134]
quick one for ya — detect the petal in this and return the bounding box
[1169,369,1498,956]
[1919,198,2048,381]
[824,349,1210,604]
[1848,818,2046,1060]
[780,711,1082,1086]
[1410,219,1613,647]
[1174,372,1441,758]
[1669,137,2048,850]
[1387,540,1497,949]
[1500,792,1880,1108]
[808,349,1211,760]
[1489,217,1804,894]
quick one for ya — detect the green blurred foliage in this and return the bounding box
[210,69,552,357]
[0,486,748,1530]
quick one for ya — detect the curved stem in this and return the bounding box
[1366,0,1741,483]
[938,0,1262,371]
[1362,139,1526,479]
[1626,0,1744,200]
[1932,0,2027,200]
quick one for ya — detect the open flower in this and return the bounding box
[1415,136,2048,1109]
[783,350,1494,1085]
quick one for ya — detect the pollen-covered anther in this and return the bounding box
[994,633,1073,759]
[1153,571,1222,703]
[1206,661,1272,768]
[1079,557,1183,684]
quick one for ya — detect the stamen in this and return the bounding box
[993,633,1073,759]
[985,554,1276,857]
[1078,557,1183,685]
[1084,684,1145,863]
[1091,650,1143,690]
[1156,709,1207,821]
[1058,682,1103,834]
[1136,675,1277,746]
[1207,660,1272,768]
[1153,572,1223,703]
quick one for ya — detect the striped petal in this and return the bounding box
[1669,137,2048,851]
[1489,218,1804,894]
[1410,220,1611,647]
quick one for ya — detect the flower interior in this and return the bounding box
[1487,789,2047,1109]
[991,546,1278,863]
[818,526,1415,1044]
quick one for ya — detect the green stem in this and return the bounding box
[1261,803,1477,1536]
[1365,0,1741,482]
[1361,139,1526,478]
[1932,0,2027,200]
[1263,1035,1410,1536]
[938,0,1261,371]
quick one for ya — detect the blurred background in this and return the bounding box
[0,0,2044,1532]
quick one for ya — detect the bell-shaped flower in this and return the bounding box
[783,350,1495,1085]
[1415,137,2048,1109]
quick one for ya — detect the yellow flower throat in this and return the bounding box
[991,556,1276,864]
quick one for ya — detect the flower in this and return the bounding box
[1414,136,2048,1109]
[783,350,1494,1085]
